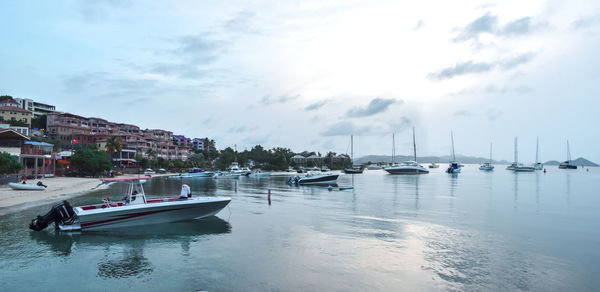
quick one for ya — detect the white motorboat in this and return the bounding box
[143,168,155,175]
[428,162,439,169]
[288,171,339,185]
[446,131,463,174]
[168,171,214,179]
[384,127,429,175]
[366,164,382,170]
[8,182,46,191]
[248,170,270,177]
[29,177,231,231]
[479,143,495,171]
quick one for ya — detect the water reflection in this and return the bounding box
[29,216,231,256]
[97,247,154,279]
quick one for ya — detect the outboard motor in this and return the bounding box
[36,181,48,188]
[29,201,77,231]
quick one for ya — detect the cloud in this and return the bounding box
[149,62,210,79]
[79,0,131,22]
[428,61,493,80]
[430,51,535,80]
[260,94,300,106]
[388,117,411,132]
[322,121,375,136]
[454,13,538,42]
[486,109,503,120]
[454,12,498,42]
[501,17,532,35]
[304,100,328,111]
[454,110,473,117]
[223,10,260,34]
[500,52,536,70]
[572,15,600,29]
[414,19,425,31]
[346,98,399,117]
[229,126,247,133]
[174,35,226,64]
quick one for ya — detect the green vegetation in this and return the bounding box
[105,136,122,160]
[0,118,28,127]
[70,146,111,175]
[30,115,47,129]
[0,95,14,100]
[0,152,23,175]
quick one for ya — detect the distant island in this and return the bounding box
[355,155,598,166]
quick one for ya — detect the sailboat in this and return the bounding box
[533,137,543,170]
[384,127,429,174]
[446,131,462,174]
[479,142,495,171]
[559,140,578,169]
[513,137,535,172]
[343,135,364,174]
[506,137,518,170]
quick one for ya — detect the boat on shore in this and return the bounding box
[559,140,578,169]
[446,131,462,174]
[8,182,46,191]
[384,128,429,175]
[29,177,231,231]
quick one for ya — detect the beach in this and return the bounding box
[0,177,108,215]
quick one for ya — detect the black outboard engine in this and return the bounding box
[36,181,48,188]
[29,201,77,231]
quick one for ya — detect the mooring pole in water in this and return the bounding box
[268,189,271,205]
[543,168,546,173]
[235,181,237,192]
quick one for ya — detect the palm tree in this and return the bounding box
[105,136,122,164]
[145,148,157,168]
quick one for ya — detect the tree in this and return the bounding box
[0,153,23,175]
[30,115,47,129]
[70,146,111,176]
[0,118,28,127]
[0,95,14,100]
[105,136,122,162]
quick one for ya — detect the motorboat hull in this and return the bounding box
[297,174,339,185]
[8,182,45,191]
[343,169,363,174]
[70,198,231,230]
[514,166,535,172]
[479,166,494,171]
[384,166,429,175]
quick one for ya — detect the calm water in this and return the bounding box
[1,166,599,291]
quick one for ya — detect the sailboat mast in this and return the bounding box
[450,131,455,161]
[489,142,492,164]
[392,133,395,164]
[412,127,417,162]
[567,140,571,163]
[535,137,539,164]
[351,135,354,164]
[514,137,518,164]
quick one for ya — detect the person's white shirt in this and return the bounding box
[180,184,191,198]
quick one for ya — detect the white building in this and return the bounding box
[15,98,56,118]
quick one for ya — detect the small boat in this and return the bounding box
[321,166,331,172]
[248,170,270,177]
[143,168,155,175]
[306,166,320,172]
[297,168,306,173]
[343,135,364,174]
[446,131,463,174]
[559,140,577,169]
[514,165,535,172]
[366,164,382,170]
[428,162,439,169]
[479,143,495,171]
[506,137,519,170]
[286,167,295,172]
[169,168,214,179]
[339,186,354,190]
[288,172,339,185]
[28,177,231,231]
[8,182,46,191]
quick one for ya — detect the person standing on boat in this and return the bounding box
[180,184,191,199]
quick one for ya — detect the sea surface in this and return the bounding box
[1,165,599,291]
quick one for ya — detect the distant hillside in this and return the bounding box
[355,155,598,166]
[355,154,510,165]
[544,157,598,167]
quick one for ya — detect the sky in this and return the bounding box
[1,0,599,163]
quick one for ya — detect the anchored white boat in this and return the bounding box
[29,177,231,231]
[428,162,439,169]
[479,143,495,171]
[506,137,519,170]
[559,140,577,169]
[446,131,462,174]
[533,137,543,170]
[343,135,364,174]
[507,137,535,172]
[288,171,338,185]
[384,127,429,175]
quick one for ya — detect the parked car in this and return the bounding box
[143,168,156,175]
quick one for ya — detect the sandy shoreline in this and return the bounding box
[0,173,179,216]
